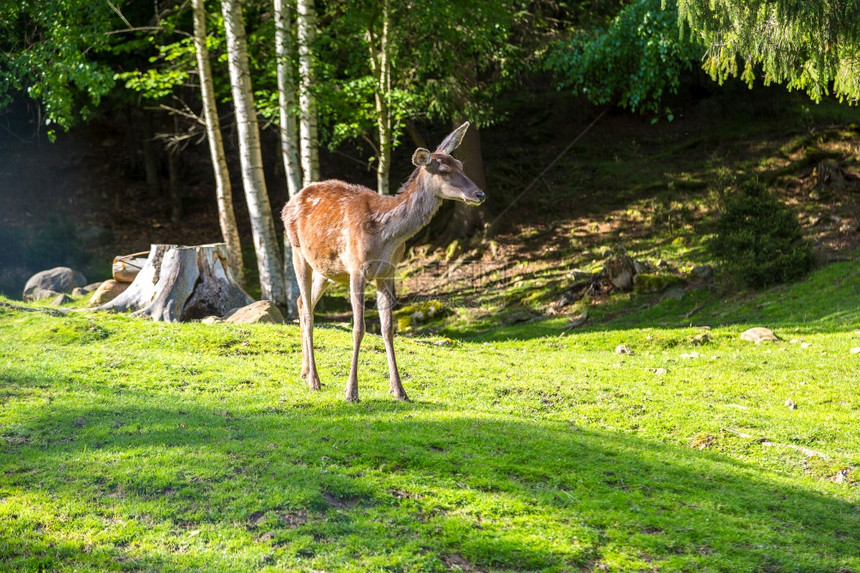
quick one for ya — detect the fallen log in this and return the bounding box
[112,251,150,283]
[96,243,253,322]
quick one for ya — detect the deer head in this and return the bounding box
[411,122,486,206]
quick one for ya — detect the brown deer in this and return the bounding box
[282,122,485,402]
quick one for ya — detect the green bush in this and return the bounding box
[545,0,702,116]
[707,180,814,288]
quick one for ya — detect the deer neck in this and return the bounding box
[383,170,442,243]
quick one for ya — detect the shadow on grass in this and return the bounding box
[1,378,858,572]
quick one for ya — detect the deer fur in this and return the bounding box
[282,122,485,402]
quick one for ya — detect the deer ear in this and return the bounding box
[435,122,469,154]
[412,148,432,167]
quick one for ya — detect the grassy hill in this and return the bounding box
[1,256,858,571]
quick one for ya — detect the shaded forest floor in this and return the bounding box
[1,85,859,330]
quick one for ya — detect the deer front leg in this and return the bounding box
[293,251,321,391]
[346,271,366,402]
[377,278,408,401]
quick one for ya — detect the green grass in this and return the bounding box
[1,259,858,572]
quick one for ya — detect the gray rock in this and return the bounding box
[224,301,285,324]
[740,327,779,344]
[689,265,713,280]
[72,282,103,297]
[23,267,87,300]
[604,253,637,291]
[23,287,60,302]
[615,344,635,355]
[50,293,75,306]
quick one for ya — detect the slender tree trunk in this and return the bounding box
[222,0,286,305]
[167,142,182,223]
[297,0,319,186]
[191,0,245,287]
[275,0,302,196]
[367,0,392,195]
[275,0,302,317]
[143,114,160,197]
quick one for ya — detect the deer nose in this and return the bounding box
[475,190,486,203]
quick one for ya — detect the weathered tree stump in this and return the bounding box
[96,243,253,322]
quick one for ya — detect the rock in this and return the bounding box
[851,347,860,354]
[800,342,811,349]
[633,259,653,275]
[50,293,75,306]
[445,239,462,262]
[814,159,846,192]
[615,344,635,355]
[224,301,285,324]
[784,398,797,410]
[23,267,87,300]
[24,287,60,302]
[604,253,637,291]
[72,282,103,297]
[87,280,129,307]
[740,327,779,344]
[633,273,685,294]
[656,259,677,273]
[501,310,538,325]
[652,368,668,376]
[689,265,713,280]
[690,332,711,345]
[201,316,222,324]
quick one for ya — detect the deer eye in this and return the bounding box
[439,168,451,176]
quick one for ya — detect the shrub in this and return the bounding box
[707,180,814,288]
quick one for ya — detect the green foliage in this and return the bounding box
[0,0,118,138]
[677,0,860,103]
[115,38,195,100]
[708,180,814,289]
[546,0,702,116]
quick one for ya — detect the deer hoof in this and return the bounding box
[345,394,360,403]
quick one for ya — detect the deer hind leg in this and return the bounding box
[377,278,408,401]
[297,270,329,381]
[293,249,321,390]
[345,271,366,402]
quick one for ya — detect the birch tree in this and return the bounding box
[222,0,286,305]
[275,0,302,317]
[367,0,392,195]
[297,0,320,186]
[275,0,303,196]
[191,0,245,286]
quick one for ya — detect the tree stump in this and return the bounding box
[96,243,253,322]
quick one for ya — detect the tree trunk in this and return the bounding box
[275,0,302,196]
[434,121,489,245]
[275,0,302,318]
[191,0,246,287]
[167,119,182,224]
[297,0,320,186]
[96,243,253,322]
[368,0,392,195]
[222,0,287,306]
[143,113,160,197]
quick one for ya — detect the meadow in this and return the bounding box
[1,257,858,572]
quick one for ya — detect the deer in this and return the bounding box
[282,122,485,402]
